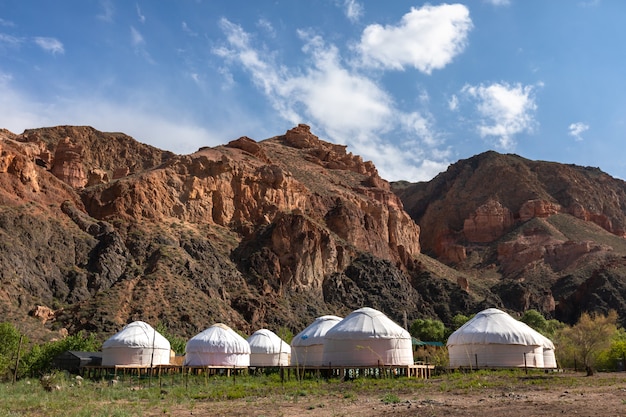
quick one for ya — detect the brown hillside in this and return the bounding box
[392,151,626,325]
[0,124,444,343]
[4,125,626,344]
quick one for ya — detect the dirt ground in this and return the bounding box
[147,372,626,417]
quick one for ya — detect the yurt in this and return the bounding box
[247,329,291,366]
[184,323,250,367]
[102,321,171,367]
[447,308,556,369]
[540,334,557,369]
[322,307,413,366]
[291,315,342,366]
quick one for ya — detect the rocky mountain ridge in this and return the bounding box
[2,126,626,342]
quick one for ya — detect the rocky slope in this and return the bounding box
[392,151,626,325]
[0,125,441,342]
[3,125,626,343]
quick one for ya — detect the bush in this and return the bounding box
[0,322,28,381]
[22,331,100,377]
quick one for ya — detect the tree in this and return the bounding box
[450,313,472,330]
[556,310,618,375]
[410,318,446,343]
[22,331,100,377]
[520,309,548,334]
[0,322,27,381]
[155,323,187,355]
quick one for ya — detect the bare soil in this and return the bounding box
[146,371,626,417]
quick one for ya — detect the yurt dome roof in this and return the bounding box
[324,307,410,340]
[186,323,250,354]
[247,329,291,354]
[447,308,554,349]
[102,321,170,350]
[291,315,343,347]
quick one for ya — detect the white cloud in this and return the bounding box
[182,21,198,37]
[484,0,511,6]
[357,4,472,74]
[448,94,459,111]
[130,26,144,47]
[0,18,16,27]
[568,122,589,141]
[461,82,538,149]
[343,0,364,23]
[0,33,22,47]
[97,0,115,22]
[0,72,222,154]
[33,37,64,55]
[256,18,275,37]
[214,18,448,181]
[136,3,145,23]
[130,26,154,63]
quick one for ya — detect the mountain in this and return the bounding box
[392,151,626,325]
[0,124,447,341]
[2,125,626,343]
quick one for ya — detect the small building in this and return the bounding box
[51,351,102,374]
[247,329,291,366]
[291,315,343,366]
[102,321,171,367]
[447,308,556,369]
[322,307,413,366]
[184,323,251,367]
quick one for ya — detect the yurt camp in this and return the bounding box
[291,315,343,366]
[184,323,250,367]
[102,321,171,367]
[247,329,291,366]
[322,307,413,366]
[447,308,556,369]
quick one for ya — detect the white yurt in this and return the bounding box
[322,307,413,366]
[291,315,343,366]
[184,323,250,367]
[102,321,171,367]
[247,329,291,366]
[540,334,558,369]
[447,308,556,369]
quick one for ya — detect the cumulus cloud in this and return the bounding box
[214,18,448,181]
[461,82,539,149]
[33,37,64,55]
[357,4,472,74]
[568,122,589,141]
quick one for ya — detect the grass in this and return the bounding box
[1,369,623,417]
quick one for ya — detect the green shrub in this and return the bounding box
[22,331,100,377]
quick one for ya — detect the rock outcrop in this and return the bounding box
[463,199,514,243]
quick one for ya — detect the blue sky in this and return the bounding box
[1,0,624,182]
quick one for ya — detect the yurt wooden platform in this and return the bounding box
[279,363,435,380]
[80,364,250,378]
[79,363,434,379]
